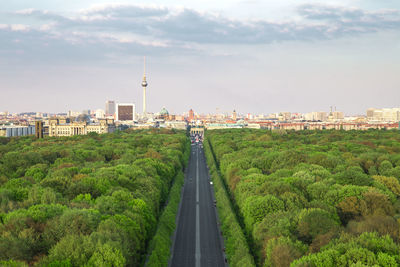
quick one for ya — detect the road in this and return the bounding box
[170,143,226,267]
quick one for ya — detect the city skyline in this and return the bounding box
[1,0,400,114]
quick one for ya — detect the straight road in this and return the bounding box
[170,143,226,267]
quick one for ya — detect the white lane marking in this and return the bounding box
[195,204,200,267]
[195,147,201,267]
[196,148,199,203]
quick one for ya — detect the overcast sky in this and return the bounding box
[1,0,399,115]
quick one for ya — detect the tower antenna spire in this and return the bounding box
[143,56,146,80]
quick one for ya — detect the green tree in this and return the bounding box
[243,195,285,232]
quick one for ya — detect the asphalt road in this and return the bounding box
[170,143,226,267]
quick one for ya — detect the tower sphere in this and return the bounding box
[142,80,148,87]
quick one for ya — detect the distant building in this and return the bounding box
[48,116,115,137]
[159,107,169,120]
[331,111,344,120]
[116,103,136,121]
[305,112,327,121]
[68,111,81,117]
[35,121,43,138]
[367,108,375,119]
[246,123,261,129]
[175,115,184,121]
[164,121,187,130]
[206,123,245,130]
[188,109,194,121]
[232,110,237,121]
[279,112,291,121]
[0,125,35,137]
[105,101,115,116]
[95,109,105,119]
[367,107,400,121]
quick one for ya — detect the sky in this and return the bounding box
[0,0,399,115]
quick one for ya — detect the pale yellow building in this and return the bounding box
[48,116,115,137]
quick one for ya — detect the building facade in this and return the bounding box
[0,125,36,137]
[48,118,115,137]
[116,103,136,121]
[367,107,400,121]
[105,101,116,116]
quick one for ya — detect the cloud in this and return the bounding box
[80,4,169,19]
[297,4,365,20]
[0,24,31,32]
[1,3,399,63]
[13,4,400,42]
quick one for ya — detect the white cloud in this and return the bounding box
[1,3,399,63]
[15,8,37,15]
[10,24,30,31]
[12,4,400,44]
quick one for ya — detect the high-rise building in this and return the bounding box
[105,101,115,116]
[142,57,148,116]
[116,103,136,121]
[232,110,237,121]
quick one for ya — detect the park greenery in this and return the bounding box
[206,129,400,267]
[146,165,187,266]
[0,129,189,266]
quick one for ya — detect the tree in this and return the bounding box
[372,176,400,196]
[87,243,126,267]
[46,235,95,266]
[264,237,307,267]
[334,166,373,186]
[296,208,340,244]
[292,232,400,267]
[243,195,284,232]
[347,215,400,242]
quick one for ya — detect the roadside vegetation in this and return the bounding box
[204,138,256,267]
[146,139,189,267]
[207,129,400,266]
[0,129,188,266]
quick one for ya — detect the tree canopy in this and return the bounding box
[206,129,400,266]
[0,129,188,266]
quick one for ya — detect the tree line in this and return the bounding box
[0,129,188,266]
[204,138,256,267]
[207,129,400,266]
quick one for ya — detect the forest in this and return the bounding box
[0,129,189,266]
[206,129,400,266]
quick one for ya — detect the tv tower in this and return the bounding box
[142,56,148,116]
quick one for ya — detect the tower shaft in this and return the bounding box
[141,56,148,117]
[143,87,146,114]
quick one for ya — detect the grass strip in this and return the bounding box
[204,137,256,267]
[145,140,190,267]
